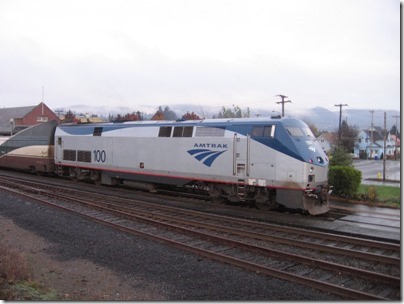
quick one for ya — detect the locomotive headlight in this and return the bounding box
[310,167,314,173]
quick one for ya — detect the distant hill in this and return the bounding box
[296,107,400,132]
[55,104,400,132]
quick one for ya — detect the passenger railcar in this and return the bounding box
[54,117,330,215]
[0,120,57,173]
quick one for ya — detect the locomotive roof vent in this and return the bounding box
[270,112,282,119]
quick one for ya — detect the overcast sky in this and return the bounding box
[0,0,400,114]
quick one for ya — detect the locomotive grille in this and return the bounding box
[63,149,77,161]
[195,127,225,137]
[77,150,91,163]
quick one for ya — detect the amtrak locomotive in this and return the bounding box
[0,116,331,215]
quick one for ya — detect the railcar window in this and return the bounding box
[173,126,193,137]
[252,126,273,137]
[93,127,103,136]
[158,126,172,137]
[195,127,225,137]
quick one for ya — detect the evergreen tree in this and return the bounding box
[163,106,177,120]
[390,125,400,139]
[219,105,247,118]
[338,120,358,152]
[329,145,353,167]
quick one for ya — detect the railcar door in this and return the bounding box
[232,133,250,177]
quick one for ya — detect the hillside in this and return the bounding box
[56,104,400,132]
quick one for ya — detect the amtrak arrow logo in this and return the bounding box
[187,148,227,167]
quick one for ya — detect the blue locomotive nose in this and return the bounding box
[281,118,328,167]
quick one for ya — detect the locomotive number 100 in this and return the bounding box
[93,150,106,162]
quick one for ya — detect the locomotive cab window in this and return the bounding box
[286,126,313,138]
[173,126,193,137]
[93,127,103,136]
[252,125,274,138]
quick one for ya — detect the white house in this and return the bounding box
[317,132,337,154]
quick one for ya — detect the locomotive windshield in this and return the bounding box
[285,126,314,138]
[285,124,320,154]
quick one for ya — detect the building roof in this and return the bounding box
[363,128,384,142]
[0,105,36,130]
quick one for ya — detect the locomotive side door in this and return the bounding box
[232,133,250,177]
[55,136,64,163]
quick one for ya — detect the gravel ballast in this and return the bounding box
[0,190,342,300]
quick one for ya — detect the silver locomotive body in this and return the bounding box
[54,117,330,215]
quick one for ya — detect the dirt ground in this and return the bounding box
[0,215,163,300]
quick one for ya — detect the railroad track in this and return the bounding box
[0,176,400,300]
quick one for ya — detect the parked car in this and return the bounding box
[350,153,359,159]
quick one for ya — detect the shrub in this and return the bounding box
[329,166,362,198]
[329,145,353,167]
[365,186,378,203]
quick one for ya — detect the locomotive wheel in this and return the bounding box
[255,188,278,210]
[208,184,225,204]
[91,170,101,186]
[69,168,79,182]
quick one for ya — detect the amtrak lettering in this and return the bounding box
[193,143,228,149]
[187,145,228,167]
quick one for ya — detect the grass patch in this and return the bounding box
[0,246,58,300]
[1,281,59,301]
[356,184,401,207]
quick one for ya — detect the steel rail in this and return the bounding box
[2,175,398,250]
[0,176,399,263]
[0,184,398,300]
[44,183,399,266]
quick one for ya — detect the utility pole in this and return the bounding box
[334,103,348,144]
[369,110,374,159]
[276,95,291,117]
[383,112,386,180]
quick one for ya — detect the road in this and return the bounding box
[352,159,400,186]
